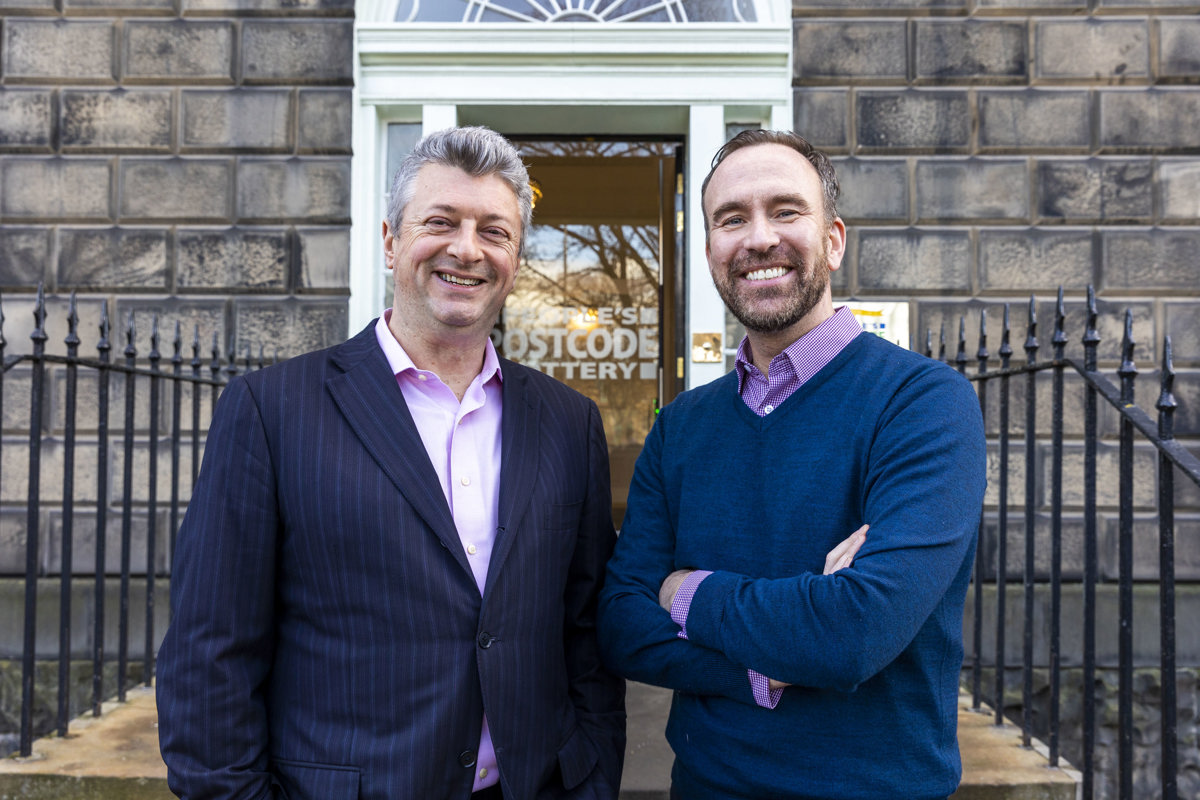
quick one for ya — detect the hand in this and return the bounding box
[658,569,694,611]
[823,524,868,575]
[768,524,869,693]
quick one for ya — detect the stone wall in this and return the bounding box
[0,0,355,359]
[790,4,1200,798]
[791,0,1199,427]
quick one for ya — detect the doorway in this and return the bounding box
[494,138,685,528]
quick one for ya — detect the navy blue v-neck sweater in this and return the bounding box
[599,332,987,800]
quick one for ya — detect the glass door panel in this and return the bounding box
[495,139,682,527]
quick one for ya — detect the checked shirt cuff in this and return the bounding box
[668,570,712,639]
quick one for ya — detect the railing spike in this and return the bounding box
[65,292,80,349]
[925,328,933,359]
[0,290,6,349]
[98,301,111,354]
[1053,287,1068,356]
[1000,303,1013,368]
[956,316,968,373]
[1025,295,1039,364]
[172,321,183,365]
[1157,336,1176,441]
[125,311,137,357]
[1119,309,1137,403]
[31,283,47,344]
[150,315,161,360]
[976,309,989,372]
[938,322,946,363]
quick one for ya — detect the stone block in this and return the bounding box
[124,21,235,82]
[0,158,112,222]
[177,227,289,290]
[1099,89,1200,152]
[47,364,173,437]
[119,158,233,222]
[793,0,965,10]
[977,512,1089,583]
[1166,302,1200,369]
[236,158,351,223]
[915,20,1027,82]
[241,21,354,84]
[1,20,114,82]
[977,90,1091,152]
[60,90,172,152]
[0,0,56,10]
[1158,158,1200,222]
[856,228,973,293]
[46,509,174,578]
[0,228,51,287]
[1165,369,1200,440]
[791,89,848,151]
[792,21,906,81]
[0,437,71,504]
[1101,228,1200,291]
[65,0,174,12]
[182,89,292,152]
[1035,19,1150,81]
[1051,297,1155,366]
[979,228,1095,292]
[915,158,1030,223]
[183,0,355,13]
[0,578,168,661]
[0,89,54,151]
[1158,17,1200,79]
[975,0,1086,7]
[0,294,108,361]
[297,227,350,290]
[856,90,971,153]
[297,89,353,154]
[57,228,169,290]
[233,298,347,360]
[1036,158,1154,223]
[115,297,229,370]
[829,157,908,222]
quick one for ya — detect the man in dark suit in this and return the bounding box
[157,126,626,800]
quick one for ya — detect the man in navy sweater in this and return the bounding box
[597,130,987,800]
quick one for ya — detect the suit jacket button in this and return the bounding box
[477,632,493,649]
[459,749,477,768]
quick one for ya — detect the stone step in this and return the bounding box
[0,683,1078,800]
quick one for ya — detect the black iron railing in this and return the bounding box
[0,286,262,757]
[937,287,1200,800]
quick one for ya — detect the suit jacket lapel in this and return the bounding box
[488,360,540,594]
[325,323,472,579]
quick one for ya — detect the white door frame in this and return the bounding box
[351,3,793,388]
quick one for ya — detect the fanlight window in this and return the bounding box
[394,0,757,23]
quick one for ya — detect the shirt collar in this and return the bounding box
[374,311,504,385]
[735,305,862,392]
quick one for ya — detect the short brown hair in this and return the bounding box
[700,130,840,232]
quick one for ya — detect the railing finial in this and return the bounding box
[1024,294,1039,365]
[65,292,81,350]
[125,311,137,358]
[1157,336,1176,442]
[1083,285,1100,372]
[1000,303,1013,368]
[31,283,47,346]
[1119,309,1137,404]
[976,308,989,374]
[956,316,968,374]
[1053,287,1067,359]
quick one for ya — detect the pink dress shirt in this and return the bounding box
[671,306,864,708]
[375,312,503,792]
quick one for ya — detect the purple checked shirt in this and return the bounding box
[375,312,503,792]
[669,305,863,708]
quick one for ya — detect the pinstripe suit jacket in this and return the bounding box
[156,322,625,800]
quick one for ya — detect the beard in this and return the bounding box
[712,241,830,335]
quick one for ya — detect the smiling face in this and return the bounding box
[703,143,846,342]
[383,162,522,349]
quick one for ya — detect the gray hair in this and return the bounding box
[385,126,533,253]
[700,129,840,233]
